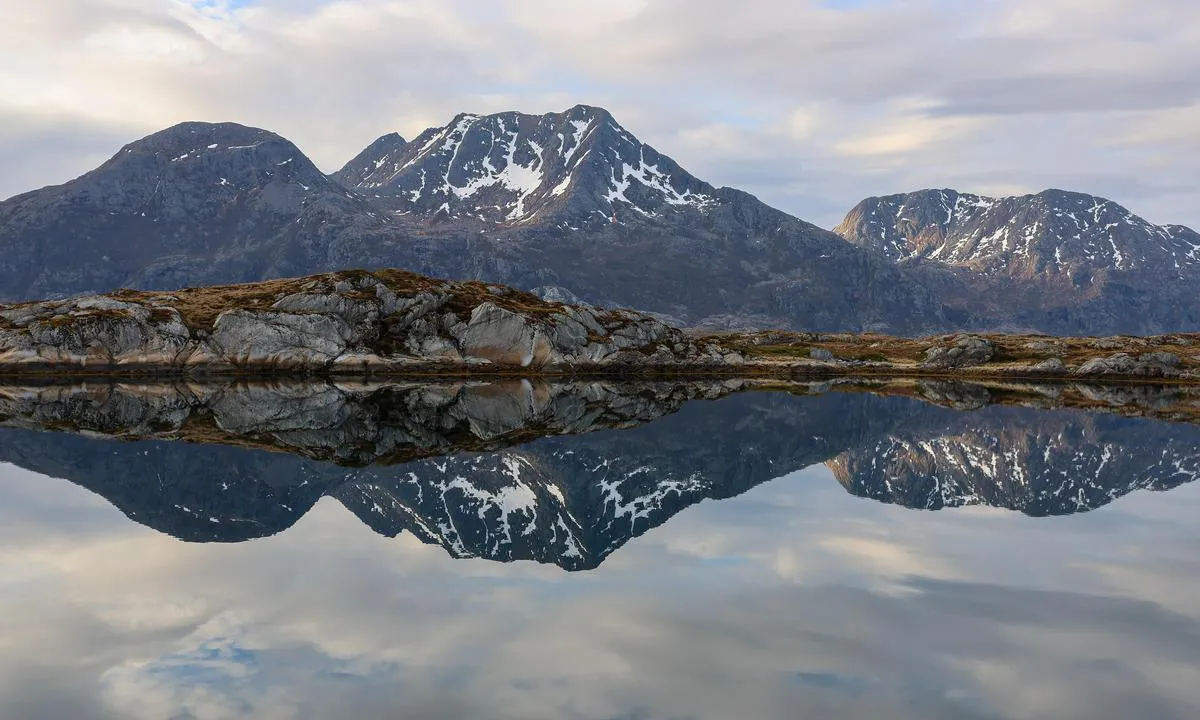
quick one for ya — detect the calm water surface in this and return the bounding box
[0,381,1198,719]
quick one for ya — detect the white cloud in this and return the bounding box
[0,0,1198,228]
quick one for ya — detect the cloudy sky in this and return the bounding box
[3,0,1199,228]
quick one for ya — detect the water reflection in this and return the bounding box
[0,379,1199,569]
[0,379,1199,718]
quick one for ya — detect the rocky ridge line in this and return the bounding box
[0,269,742,375]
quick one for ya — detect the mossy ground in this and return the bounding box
[718,331,1200,375]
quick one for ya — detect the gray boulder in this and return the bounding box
[1030,358,1067,373]
[921,335,994,369]
[1074,352,1180,378]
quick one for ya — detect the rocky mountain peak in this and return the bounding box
[835,188,1200,280]
[332,131,408,188]
[333,105,719,227]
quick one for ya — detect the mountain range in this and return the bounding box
[836,189,1200,334]
[0,105,1196,335]
[1,379,1197,570]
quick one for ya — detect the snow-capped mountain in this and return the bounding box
[0,113,945,333]
[835,189,1200,334]
[836,188,1200,276]
[333,105,718,226]
[332,131,408,188]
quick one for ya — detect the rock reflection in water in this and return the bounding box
[0,378,1198,569]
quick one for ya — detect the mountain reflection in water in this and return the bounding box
[1,378,1200,720]
[0,378,1197,570]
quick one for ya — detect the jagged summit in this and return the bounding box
[332,131,408,189]
[334,105,719,226]
[835,188,1200,279]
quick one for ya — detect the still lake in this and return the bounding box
[0,379,1197,719]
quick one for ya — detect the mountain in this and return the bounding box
[10,111,1200,335]
[0,122,403,299]
[835,189,1200,334]
[332,131,408,189]
[1,379,1198,569]
[331,105,951,332]
[0,108,948,334]
[332,105,717,226]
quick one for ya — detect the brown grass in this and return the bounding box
[721,330,1200,374]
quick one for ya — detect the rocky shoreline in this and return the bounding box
[1,268,1198,383]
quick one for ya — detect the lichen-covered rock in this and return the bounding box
[0,298,192,366]
[1023,340,1060,353]
[209,310,354,367]
[921,335,994,369]
[1074,352,1180,378]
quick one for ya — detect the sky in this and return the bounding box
[2,0,1199,229]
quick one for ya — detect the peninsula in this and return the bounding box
[0,268,1194,383]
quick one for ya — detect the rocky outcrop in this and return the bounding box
[0,269,739,375]
[6,270,1200,383]
[920,335,994,369]
[1074,351,1181,378]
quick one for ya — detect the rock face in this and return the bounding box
[0,110,947,334]
[0,269,736,373]
[835,188,1200,334]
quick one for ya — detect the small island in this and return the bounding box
[0,268,1195,383]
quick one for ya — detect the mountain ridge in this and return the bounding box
[4,110,1199,335]
[0,109,949,334]
[834,187,1200,334]
[332,104,722,227]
